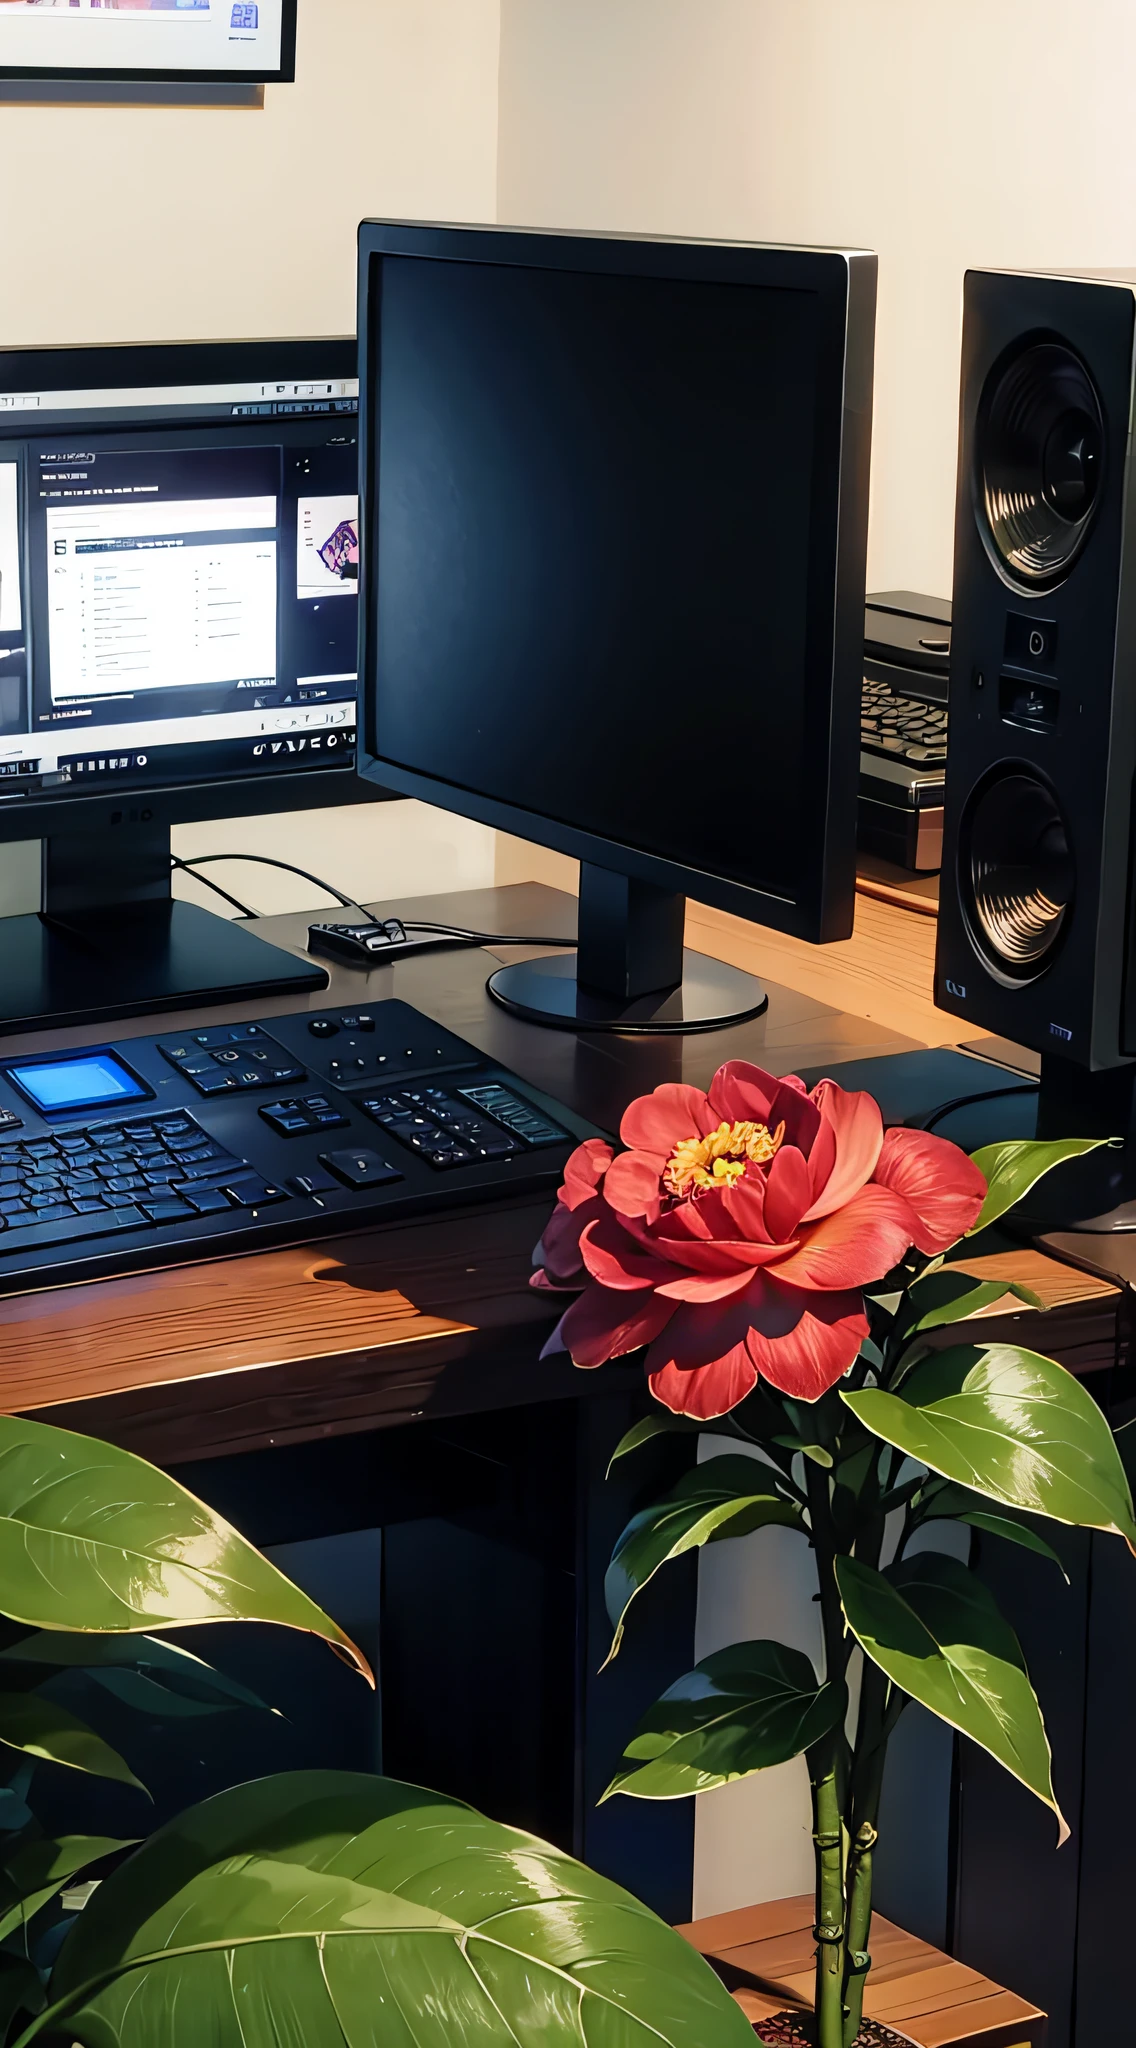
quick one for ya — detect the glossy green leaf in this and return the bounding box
[920,1482,1070,1579]
[0,1837,132,1946]
[967,1137,1111,1235]
[22,1772,754,2048]
[0,1698,142,1793]
[606,1414,705,1474]
[844,1344,1136,1547]
[604,1457,803,1662]
[0,1418,370,1683]
[897,1268,1043,1338]
[603,1642,845,1801]
[2,1634,270,1712]
[837,1553,1066,1839]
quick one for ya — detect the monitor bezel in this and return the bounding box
[0,0,297,84]
[0,331,386,845]
[355,221,876,945]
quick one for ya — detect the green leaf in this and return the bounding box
[605,1414,705,1474]
[25,1772,754,2048]
[897,1268,1042,1338]
[0,1418,370,1684]
[604,1457,803,1662]
[920,1482,1070,1579]
[837,1553,1067,1840]
[602,1642,845,1802]
[0,1838,133,1946]
[0,1699,142,1794]
[967,1137,1112,1235]
[844,1344,1136,1547]
[2,1636,273,1716]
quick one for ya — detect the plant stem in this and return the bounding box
[842,1665,888,2047]
[811,1747,847,2048]
[805,1458,850,2048]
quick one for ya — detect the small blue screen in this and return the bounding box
[10,1054,148,1114]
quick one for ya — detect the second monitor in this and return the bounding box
[356,221,877,1032]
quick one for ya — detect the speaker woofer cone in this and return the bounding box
[976,340,1103,587]
[961,769,1073,980]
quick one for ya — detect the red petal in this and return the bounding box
[643,1233,791,1275]
[540,1193,602,1284]
[620,1083,716,1154]
[651,1198,716,1242]
[643,1283,766,1374]
[708,1060,780,1126]
[603,1150,665,1221]
[768,1081,822,1157]
[746,1283,868,1401]
[801,1082,885,1222]
[655,1265,758,1303]
[721,1173,773,1243]
[806,1115,837,1205]
[560,1138,615,1210]
[552,1283,675,1369]
[762,1144,812,1242]
[771,1183,919,1290]
[872,1127,987,1254]
[579,1216,674,1291]
[649,1350,758,1420]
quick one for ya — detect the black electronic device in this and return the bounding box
[936,266,1136,1229]
[307,919,461,965]
[356,221,877,1033]
[0,336,386,1035]
[859,592,950,873]
[0,998,596,1293]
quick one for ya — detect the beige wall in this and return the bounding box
[0,0,504,918]
[498,0,1136,605]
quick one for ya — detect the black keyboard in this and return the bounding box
[861,676,948,767]
[0,1000,598,1293]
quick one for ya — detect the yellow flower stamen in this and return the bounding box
[663,1119,784,1199]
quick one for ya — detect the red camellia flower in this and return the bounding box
[534,1061,987,1421]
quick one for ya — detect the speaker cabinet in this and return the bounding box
[936,267,1136,1075]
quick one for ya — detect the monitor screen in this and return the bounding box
[0,339,359,809]
[361,236,869,933]
[0,0,295,83]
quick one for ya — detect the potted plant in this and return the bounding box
[0,1413,754,2045]
[533,1058,1131,2048]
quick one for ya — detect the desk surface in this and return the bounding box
[0,882,1118,1462]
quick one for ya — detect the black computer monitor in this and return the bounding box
[0,336,381,1032]
[356,222,877,1032]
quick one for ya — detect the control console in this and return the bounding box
[0,1000,597,1293]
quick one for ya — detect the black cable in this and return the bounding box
[169,856,256,920]
[172,851,358,910]
[172,854,575,947]
[912,1082,1039,1135]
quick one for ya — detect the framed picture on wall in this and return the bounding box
[0,0,297,84]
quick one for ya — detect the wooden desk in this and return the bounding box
[0,880,949,1461]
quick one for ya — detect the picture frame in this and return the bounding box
[0,0,297,86]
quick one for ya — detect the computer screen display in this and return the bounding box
[0,339,359,809]
[361,234,869,934]
[0,0,295,84]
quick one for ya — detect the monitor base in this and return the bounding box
[1007,1053,1136,1234]
[0,900,326,1037]
[486,948,768,1035]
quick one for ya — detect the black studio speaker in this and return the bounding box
[936,266,1136,1228]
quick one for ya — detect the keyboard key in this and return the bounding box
[221,1177,289,1209]
[183,1187,235,1216]
[288,1168,339,1198]
[29,1203,76,1223]
[319,1149,403,1191]
[0,1205,151,1256]
[73,1197,109,1214]
[140,1197,195,1223]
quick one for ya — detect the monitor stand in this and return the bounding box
[486,862,768,1034]
[0,825,327,1036]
